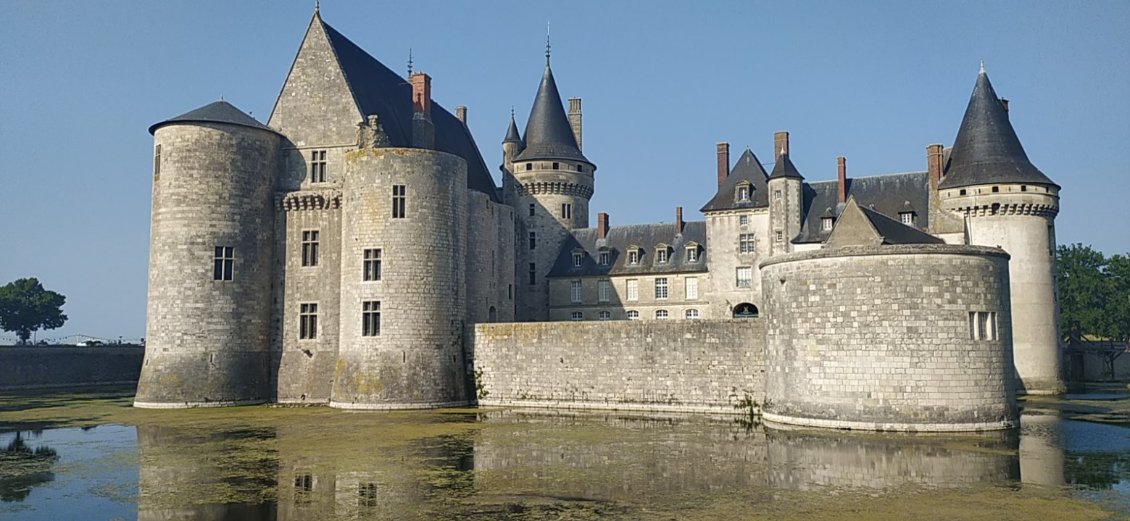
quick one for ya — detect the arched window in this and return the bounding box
[732,303,759,319]
[685,309,699,319]
[626,310,639,320]
[655,309,669,320]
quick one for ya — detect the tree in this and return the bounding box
[0,278,67,345]
[1101,254,1130,343]
[1056,244,1109,344]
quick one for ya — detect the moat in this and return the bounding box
[1,388,1128,520]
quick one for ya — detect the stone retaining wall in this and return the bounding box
[0,346,143,390]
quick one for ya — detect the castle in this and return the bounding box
[135,10,1063,430]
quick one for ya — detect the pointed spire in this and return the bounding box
[545,22,551,65]
[503,112,523,145]
[939,67,1056,189]
[407,48,413,77]
[515,43,588,163]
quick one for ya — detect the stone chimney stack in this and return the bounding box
[716,142,730,188]
[675,207,684,235]
[774,131,790,161]
[927,144,945,191]
[455,105,467,125]
[410,72,434,149]
[597,212,609,239]
[568,97,582,151]
[837,156,848,204]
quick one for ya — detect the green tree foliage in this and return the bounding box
[1056,245,1130,343]
[0,278,67,345]
[1105,254,1130,343]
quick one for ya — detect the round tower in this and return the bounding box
[509,52,595,321]
[135,101,279,408]
[939,67,1064,395]
[329,146,469,409]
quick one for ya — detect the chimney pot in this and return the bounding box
[716,142,730,188]
[410,73,432,118]
[837,156,848,204]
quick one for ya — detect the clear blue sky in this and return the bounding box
[1,0,1127,342]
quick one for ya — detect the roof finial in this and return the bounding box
[314,0,319,13]
[545,22,551,65]
[510,106,515,120]
[979,59,985,74]
[407,48,414,77]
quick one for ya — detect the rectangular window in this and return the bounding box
[685,309,699,319]
[685,277,698,300]
[598,310,611,320]
[552,162,560,170]
[528,232,537,250]
[571,311,583,321]
[775,230,783,242]
[969,311,998,340]
[508,284,513,300]
[626,279,639,301]
[736,266,752,288]
[528,263,537,285]
[739,234,755,254]
[655,277,668,300]
[525,163,532,171]
[821,217,834,231]
[560,203,572,219]
[739,215,749,226]
[774,190,782,200]
[655,309,669,320]
[572,252,583,268]
[627,310,639,320]
[299,303,318,340]
[310,150,327,183]
[213,246,234,281]
[153,144,161,178]
[657,248,668,264]
[598,280,611,303]
[599,251,610,266]
[628,250,639,265]
[528,203,535,216]
[363,248,381,281]
[570,280,582,303]
[392,185,406,218]
[686,247,698,262]
[899,212,915,226]
[737,186,750,201]
[362,301,381,336]
[301,230,319,267]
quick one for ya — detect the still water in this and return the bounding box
[1,390,1128,520]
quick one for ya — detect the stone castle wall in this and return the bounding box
[469,320,765,413]
[0,346,143,390]
[760,245,1017,431]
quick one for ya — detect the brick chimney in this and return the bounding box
[927,144,944,191]
[716,142,730,188]
[568,97,582,150]
[774,131,790,161]
[597,212,609,239]
[675,206,684,235]
[410,72,431,118]
[455,105,467,125]
[837,156,848,204]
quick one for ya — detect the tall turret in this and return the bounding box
[509,47,595,321]
[938,66,1063,395]
[135,101,279,408]
[767,131,804,256]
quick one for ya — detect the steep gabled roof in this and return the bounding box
[825,197,942,248]
[939,69,1056,190]
[700,148,771,212]
[316,16,500,201]
[793,172,930,244]
[547,222,708,278]
[515,60,588,163]
[768,153,804,180]
[149,100,277,135]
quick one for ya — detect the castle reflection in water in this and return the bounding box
[127,409,1083,521]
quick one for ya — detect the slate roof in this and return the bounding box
[319,17,501,201]
[503,115,524,145]
[938,70,1056,190]
[793,172,930,244]
[768,152,804,180]
[149,100,278,135]
[515,61,589,163]
[700,149,771,212]
[857,204,943,245]
[547,221,709,278]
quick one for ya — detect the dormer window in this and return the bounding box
[685,242,700,262]
[598,249,610,266]
[627,247,640,265]
[736,183,751,202]
[572,251,584,268]
[821,217,834,231]
[899,212,916,226]
[655,244,669,264]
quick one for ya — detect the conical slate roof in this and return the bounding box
[515,61,588,163]
[503,114,524,145]
[149,100,277,135]
[768,152,804,180]
[938,69,1056,189]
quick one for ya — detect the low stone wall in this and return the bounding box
[0,346,144,390]
[468,320,765,414]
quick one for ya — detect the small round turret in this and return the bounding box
[135,101,280,408]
